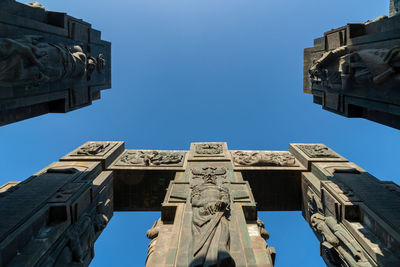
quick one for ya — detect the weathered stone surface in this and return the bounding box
[190,167,234,266]
[0,161,113,267]
[303,5,400,129]
[2,141,400,266]
[0,1,111,126]
[289,143,347,169]
[302,160,400,267]
[232,150,297,167]
[188,142,231,161]
[60,141,125,169]
[116,150,186,167]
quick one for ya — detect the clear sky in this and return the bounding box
[2,0,398,266]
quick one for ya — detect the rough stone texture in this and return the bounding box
[0,161,113,267]
[0,1,111,126]
[302,161,400,267]
[1,141,400,266]
[60,141,124,169]
[231,150,298,168]
[304,4,400,129]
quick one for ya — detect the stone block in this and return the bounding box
[188,142,231,161]
[289,143,347,170]
[60,141,125,169]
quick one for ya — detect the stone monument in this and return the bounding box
[304,0,400,129]
[1,141,399,266]
[0,1,111,126]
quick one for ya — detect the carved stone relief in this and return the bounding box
[0,36,105,87]
[190,167,234,266]
[75,142,112,156]
[116,150,185,167]
[194,143,224,157]
[232,151,297,167]
[309,46,400,90]
[43,199,110,267]
[297,145,339,158]
[311,214,371,267]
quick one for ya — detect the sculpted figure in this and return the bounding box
[310,45,400,89]
[77,143,110,156]
[0,36,104,87]
[190,167,234,266]
[311,214,371,267]
[299,145,338,158]
[233,151,296,167]
[120,150,184,166]
[195,144,223,155]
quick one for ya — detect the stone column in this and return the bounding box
[0,1,111,126]
[144,142,275,267]
[291,144,400,267]
[0,141,124,266]
[303,1,400,129]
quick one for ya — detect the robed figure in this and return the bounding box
[190,168,235,267]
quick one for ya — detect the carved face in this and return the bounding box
[204,174,217,185]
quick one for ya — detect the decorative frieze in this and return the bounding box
[115,150,186,167]
[232,151,297,167]
[297,144,339,158]
[194,143,224,157]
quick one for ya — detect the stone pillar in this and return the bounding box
[303,1,400,129]
[291,144,400,267]
[144,142,275,267]
[0,1,111,126]
[0,141,124,266]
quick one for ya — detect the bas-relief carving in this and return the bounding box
[53,201,110,266]
[311,214,371,267]
[298,144,339,158]
[306,187,323,220]
[309,46,400,90]
[76,142,111,156]
[232,151,297,167]
[0,36,105,87]
[190,167,234,266]
[117,150,185,166]
[194,143,224,156]
[304,185,371,266]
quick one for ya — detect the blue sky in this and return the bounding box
[2,0,398,266]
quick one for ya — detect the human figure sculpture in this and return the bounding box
[190,168,234,267]
[309,45,400,90]
[311,213,371,267]
[0,36,104,87]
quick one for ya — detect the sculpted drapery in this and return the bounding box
[190,167,234,267]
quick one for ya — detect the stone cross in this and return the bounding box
[1,141,399,266]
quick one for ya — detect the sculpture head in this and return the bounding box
[203,173,217,185]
